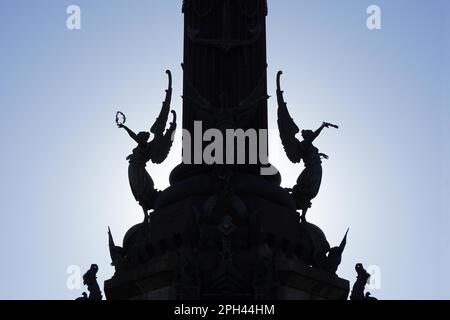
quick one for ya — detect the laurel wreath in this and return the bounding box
[116,111,126,126]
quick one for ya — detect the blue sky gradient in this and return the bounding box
[0,1,449,299]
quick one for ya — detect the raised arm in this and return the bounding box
[305,123,327,143]
[306,122,339,143]
[118,124,139,144]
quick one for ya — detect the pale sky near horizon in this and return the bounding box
[0,0,449,299]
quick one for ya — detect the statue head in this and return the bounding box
[355,263,363,273]
[301,130,314,141]
[355,263,370,281]
[137,132,150,144]
[83,264,99,286]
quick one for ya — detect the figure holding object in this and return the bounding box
[116,70,177,222]
[276,71,338,223]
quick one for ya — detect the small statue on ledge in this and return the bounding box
[76,264,102,301]
[276,71,338,223]
[322,228,349,274]
[117,70,177,222]
[350,263,378,301]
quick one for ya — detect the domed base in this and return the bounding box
[105,169,349,300]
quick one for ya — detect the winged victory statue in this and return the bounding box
[276,71,338,223]
[117,70,177,222]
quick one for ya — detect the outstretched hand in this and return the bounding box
[319,153,329,160]
[117,123,124,129]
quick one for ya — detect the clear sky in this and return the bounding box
[0,0,448,300]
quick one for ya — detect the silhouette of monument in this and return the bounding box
[104,0,350,300]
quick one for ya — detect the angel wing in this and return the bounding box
[148,110,177,164]
[277,71,303,163]
[236,74,270,114]
[150,70,173,136]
